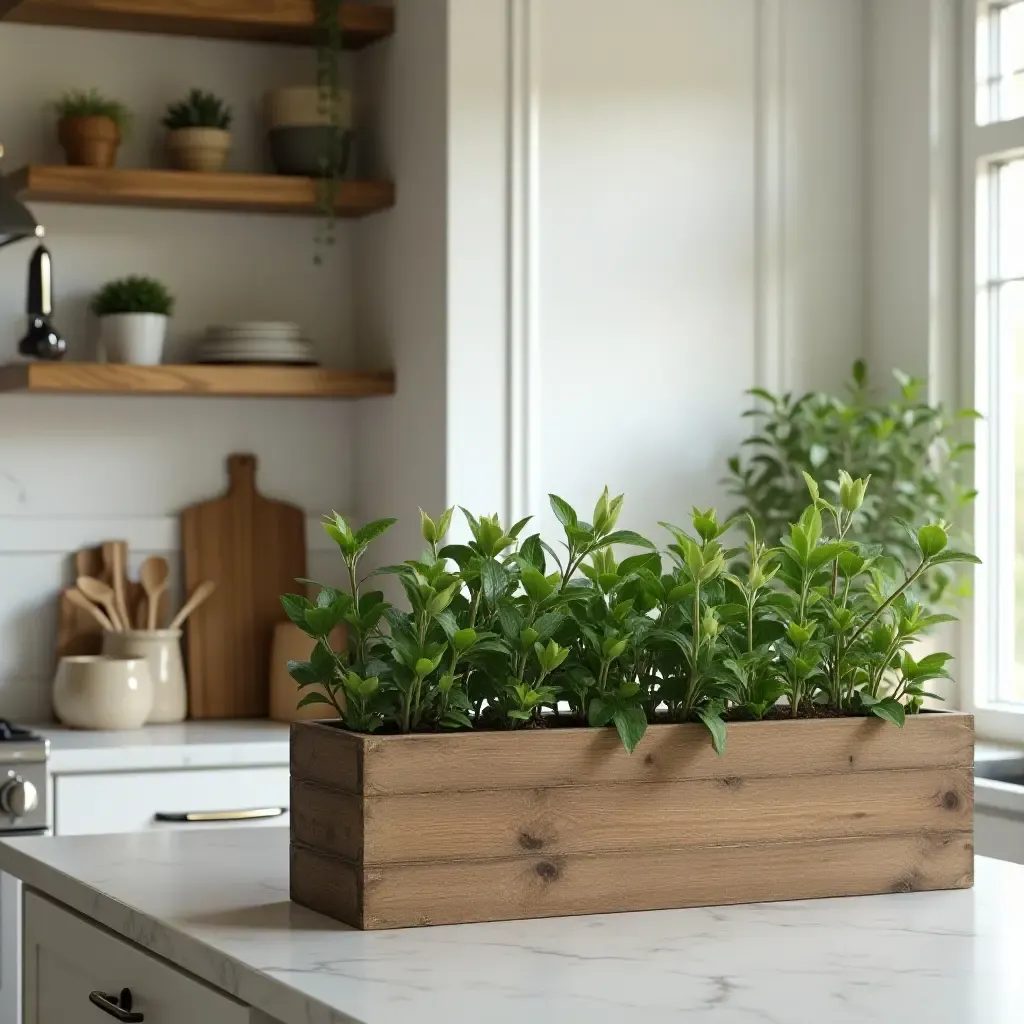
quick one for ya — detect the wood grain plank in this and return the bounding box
[290,721,363,793]
[9,166,395,216]
[310,767,972,865]
[4,0,394,47]
[351,831,974,929]
[290,779,363,863]
[0,363,395,398]
[356,713,975,795]
[290,843,362,930]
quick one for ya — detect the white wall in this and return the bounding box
[353,0,449,571]
[443,0,866,548]
[0,24,355,718]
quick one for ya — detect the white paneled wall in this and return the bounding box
[438,0,867,548]
[0,25,355,718]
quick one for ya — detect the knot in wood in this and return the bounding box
[941,790,960,811]
[518,832,545,851]
[535,861,559,882]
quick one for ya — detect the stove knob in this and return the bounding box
[1,777,38,817]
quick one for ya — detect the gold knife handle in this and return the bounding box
[153,807,286,823]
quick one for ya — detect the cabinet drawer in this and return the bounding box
[55,767,289,836]
[24,891,249,1024]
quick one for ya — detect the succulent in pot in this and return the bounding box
[52,89,131,169]
[91,276,175,366]
[162,89,233,173]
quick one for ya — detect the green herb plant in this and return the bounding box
[90,276,174,317]
[162,89,233,130]
[52,89,131,134]
[726,360,979,603]
[283,477,978,756]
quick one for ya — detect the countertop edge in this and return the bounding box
[47,740,290,774]
[0,839,358,1024]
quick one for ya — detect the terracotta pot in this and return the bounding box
[166,127,231,173]
[57,115,121,168]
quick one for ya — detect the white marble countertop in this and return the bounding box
[0,829,1021,1024]
[33,720,290,773]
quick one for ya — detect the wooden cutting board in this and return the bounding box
[180,453,306,718]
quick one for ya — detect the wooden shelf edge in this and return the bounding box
[3,0,395,47]
[0,363,396,399]
[10,166,395,218]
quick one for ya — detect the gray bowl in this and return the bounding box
[268,126,352,178]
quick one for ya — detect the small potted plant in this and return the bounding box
[53,89,130,168]
[91,276,174,365]
[162,89,233,173]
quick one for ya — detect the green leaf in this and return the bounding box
[287,659,321,687]
[597,530,656,550]
[870,698,906,728]
[479,560,508,606]
[508,515,533,539]
[519,534,546,572]
[549,493,578,528]
[297,691,334,710]
[927,549,981,566]
[612,707,648,754]
[809,443,828,468]
[304,605,342,636]
[696,706,727,754]
[587,696,615,727]
[453,627,478,652]
[521,566,555,602]
[917,524,948,558]
[281,593,313,630]
[355,517,397,547]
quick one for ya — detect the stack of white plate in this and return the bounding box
[195,322,318,365]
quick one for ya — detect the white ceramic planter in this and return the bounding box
[100,312,168,365]
[102,630,187,724]
[166,127,231,172]
[53,655,153,730]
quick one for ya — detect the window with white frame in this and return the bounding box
[970,0,1024,734]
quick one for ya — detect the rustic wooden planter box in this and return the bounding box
[289,712,974,929]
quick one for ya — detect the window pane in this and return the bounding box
[978,0,1024,124]
[1008,280,1024,701]
[999,161,1024,279]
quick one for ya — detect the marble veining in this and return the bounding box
[1,829,1022,1023]
[36,719,290,773]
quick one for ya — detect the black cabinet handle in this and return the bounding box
[88,988,144,1022]
[154,806,286,823]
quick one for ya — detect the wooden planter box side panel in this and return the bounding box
[356,713,973,795]
[289,714,975,930]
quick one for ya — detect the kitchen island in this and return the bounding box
[0,829,1020,1024]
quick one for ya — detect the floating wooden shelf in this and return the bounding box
[0,363,395,398]
[1,0,394,46]
[10,166,395,218]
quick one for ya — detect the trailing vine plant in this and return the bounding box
[282,475,979,756]
[314,0,345,264]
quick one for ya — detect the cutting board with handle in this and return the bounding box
[180,453,307,718]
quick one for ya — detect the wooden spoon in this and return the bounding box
[76,576,126,630]
[65,587,114,632]
[104,541,131,633]
[168,580,216,630]
[139,556,170,631]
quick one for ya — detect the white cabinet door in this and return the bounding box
[23,891,250,1024]
[55,767,289,836]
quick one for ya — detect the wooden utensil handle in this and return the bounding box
[227,453,257,493]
